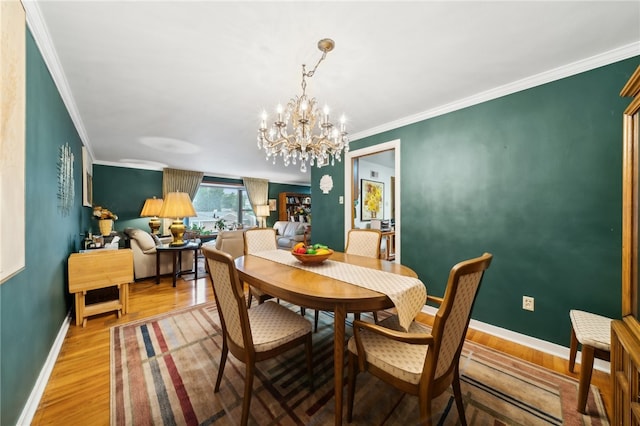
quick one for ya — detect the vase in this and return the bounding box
[99,219,113,236]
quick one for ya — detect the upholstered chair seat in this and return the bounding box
[568,309,612,413]
[247,301,311,351]
[347,315,431,384]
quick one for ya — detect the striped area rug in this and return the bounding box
[110,302,609,425]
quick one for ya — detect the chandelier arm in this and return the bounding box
[260,133,296,148]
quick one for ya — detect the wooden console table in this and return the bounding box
[68,249,133,327]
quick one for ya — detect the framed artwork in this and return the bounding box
[360,179,383,221]
[268,198,277,211]
[82,147,93,207]
[1,0,26,284]
[57,143,75,216]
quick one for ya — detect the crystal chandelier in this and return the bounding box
[258,38,349,172]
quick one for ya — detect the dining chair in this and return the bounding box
[244,228,310,317]
[244,228,278,307]
[568,309,612,413]
[313,229,383,332]
[346,252,493,425]
[345,228,382,259]
[202,245,313,426]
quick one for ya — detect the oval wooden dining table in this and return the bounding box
[235,251,419,426]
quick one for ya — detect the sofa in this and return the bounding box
[272,221,309,249]
[124,228,194,280]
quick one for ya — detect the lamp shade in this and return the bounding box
[140,197,163,217]
[255,204,270,218]
[158,192,196,219]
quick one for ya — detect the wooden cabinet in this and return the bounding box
[278,192,311,222]
[613,64,640,425]
[68,249,133,327]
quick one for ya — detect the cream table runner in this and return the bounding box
[251,250,426,331]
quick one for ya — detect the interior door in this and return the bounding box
[344,139,400,262]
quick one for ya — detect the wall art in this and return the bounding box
[360,179,383,221]
[58,143,74,216]
[1,0,26,284]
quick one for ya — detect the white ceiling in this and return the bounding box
[24,1,640,185]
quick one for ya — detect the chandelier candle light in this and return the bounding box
[258,38,349,172]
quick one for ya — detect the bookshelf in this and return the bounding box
[278,192,311,222]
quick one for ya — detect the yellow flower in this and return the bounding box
[93,206,118,220]
[364,183,381,213]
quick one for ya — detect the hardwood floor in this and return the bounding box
[32,272,612,424]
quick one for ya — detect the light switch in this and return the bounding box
[339,196,344,204]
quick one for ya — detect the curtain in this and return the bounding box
[242,177,269,227]
[162,168,203,199]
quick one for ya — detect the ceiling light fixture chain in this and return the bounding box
[258,38,348,173]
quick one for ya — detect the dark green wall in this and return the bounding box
[0,31,89,424]
[311,57,639,346]
[92,165,163,233]
[92,166,310,230]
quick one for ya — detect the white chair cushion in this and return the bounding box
[347,315,431,384]
[570,309,612,352]
[248,301,311,352]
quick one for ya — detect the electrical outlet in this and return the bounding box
[339,196,344,204]
[522,296,534,311]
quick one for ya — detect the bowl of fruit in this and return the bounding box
[291,243,334,264]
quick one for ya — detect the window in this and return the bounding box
[190,183,256,231]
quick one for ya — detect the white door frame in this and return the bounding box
[344,139,401,262]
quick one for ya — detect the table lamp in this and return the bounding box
[255,204,270,228]
[158,192,197,246]
[140,196,164,235]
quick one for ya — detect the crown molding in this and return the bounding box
[21,0,93,158]
[351,42,640,142]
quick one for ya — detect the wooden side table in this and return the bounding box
[68,249,133,327]
[155,242,201,287]
[380,230,395,261]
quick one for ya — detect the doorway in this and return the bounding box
[344,139,400,262]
